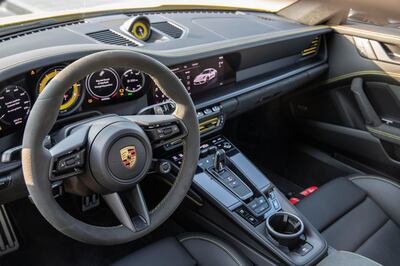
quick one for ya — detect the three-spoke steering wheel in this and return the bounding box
[21,50,200,245]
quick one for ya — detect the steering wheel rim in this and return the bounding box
[21,50,200,245]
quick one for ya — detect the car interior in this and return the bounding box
[0,0,400,265]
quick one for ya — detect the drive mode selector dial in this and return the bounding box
[85,68,120,100]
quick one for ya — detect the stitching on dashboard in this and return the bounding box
[179,235,243,266]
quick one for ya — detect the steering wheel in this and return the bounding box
[21,50,200,245]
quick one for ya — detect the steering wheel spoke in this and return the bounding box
[103,185,150,232]
[126,185,151,230]
[124,115,187,149]
[48,126,90,181]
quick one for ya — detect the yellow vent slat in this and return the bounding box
[303,47,317,53]
[302,36,320,57]
[302,50,317,56]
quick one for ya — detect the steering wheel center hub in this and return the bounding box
[88,120,152,192]
[108,136,145,179]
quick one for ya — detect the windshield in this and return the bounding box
[0,0,296,26]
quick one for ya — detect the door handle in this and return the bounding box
[370,40,400,65]
[353,37,400,65]
[350,78,382,127]
[351,78,400,145]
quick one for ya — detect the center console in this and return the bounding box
[167,135,328,265]
[140,52,328,263]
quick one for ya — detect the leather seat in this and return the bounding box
[111,233,252,266]
[297,175,400,266]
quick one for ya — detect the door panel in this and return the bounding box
[366,82,400,126]
[289,25,400,179]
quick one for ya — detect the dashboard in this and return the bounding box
[0,9,331,204]
[0,10,331,152]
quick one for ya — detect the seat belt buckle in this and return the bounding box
[289,186,318,205]
[289,197,300,205]
[300,186,318,197]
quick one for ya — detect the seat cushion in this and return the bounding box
[111,233,252,266]
[111,237,196,266]
[177,233,252,266]
[297,175,400,266]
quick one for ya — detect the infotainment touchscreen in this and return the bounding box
[152,55,235,103]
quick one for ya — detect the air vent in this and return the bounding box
[87,30,137,46]
[302,36,321,57]
[151,22,183,38]
[0,20,85,44]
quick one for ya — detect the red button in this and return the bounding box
[300,186,318,197]
[289,197,300,205]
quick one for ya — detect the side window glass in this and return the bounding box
[348,9,400,28]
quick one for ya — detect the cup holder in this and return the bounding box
[266,212,304,248]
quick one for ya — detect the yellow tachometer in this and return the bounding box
[37,67,82,115]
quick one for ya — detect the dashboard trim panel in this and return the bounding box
[0,27,331,80]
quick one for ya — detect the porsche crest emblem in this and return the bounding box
[120,146,137,169]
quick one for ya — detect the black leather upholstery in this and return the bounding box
[111,233,252,266]
[177,233,252,266]
[297,176,400,266]
[112,237,196,266]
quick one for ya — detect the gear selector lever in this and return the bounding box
[213,149,227,173]
[208,147,253,200]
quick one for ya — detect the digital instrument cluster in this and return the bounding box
[0,55,236,138]
[0,64,148,137]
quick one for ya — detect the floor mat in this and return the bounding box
[2,198,185,266]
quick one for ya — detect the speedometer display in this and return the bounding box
[0,85,31,126]
[85,68,120,100]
